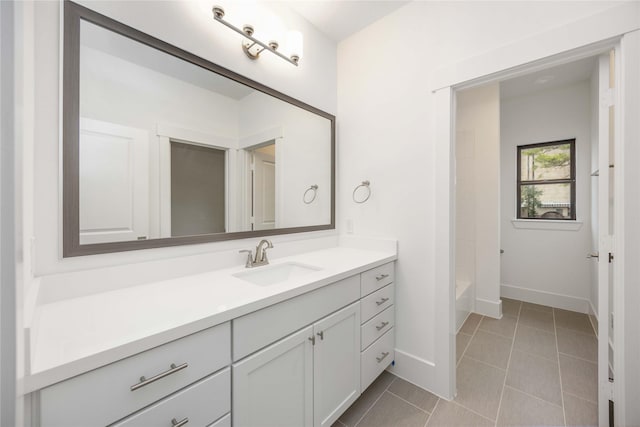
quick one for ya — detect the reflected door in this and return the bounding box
[252,145,276,230]
[79,118,149,244]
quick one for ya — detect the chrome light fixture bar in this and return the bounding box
[212,6,300,66]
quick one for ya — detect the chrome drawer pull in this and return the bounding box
[376,352,390,363]
[130,362,188,391]
[171,417,189,427]
[375,297,390,306]
[376,321,390,331]
[375,274,389,281]
[317,331,324,340]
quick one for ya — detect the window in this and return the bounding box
[517,139,575,220]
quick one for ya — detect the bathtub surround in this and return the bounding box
[455,84,502,319]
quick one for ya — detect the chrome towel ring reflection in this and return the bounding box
[303,184,318,204]
[352,180,371,204]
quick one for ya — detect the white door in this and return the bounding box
[597,50,615,427]
[313,303,361,427]
[79,118,149,244]
[233,326,314,427]
[252,148,276,230]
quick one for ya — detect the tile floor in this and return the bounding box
[333,299,598,427]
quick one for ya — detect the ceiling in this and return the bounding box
[281,1,409,42]
[500,56,598,100]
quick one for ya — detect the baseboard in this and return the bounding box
[475,297,502,319]
[501,284,590,313]
[588,300,599,336]
[388,349,451,400]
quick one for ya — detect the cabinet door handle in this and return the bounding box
[376,352,390,363]
[376,297,390,306]
[130,362,188,391]
[376,321,390,331]
[317,331,324,340]
[171,417,189,427]
[308,336,316,345]
[376,274,389,281]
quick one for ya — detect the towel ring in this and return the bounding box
[303,185,318,204]
[352,180,371,204]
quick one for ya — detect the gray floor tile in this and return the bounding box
[559,354,598,403]
[465,330,513,369]
[479,315,517,338]
[564,392,598,427]
[455,357,506,420]
[506,349,562,405]
[456,333,472,363]
[356,392,428,427]
[460,313,483,335]
[340,371,395,426]
[496,386,564,427]
[557,327,597,362]
[522,301,553,313]
[519,307,555,332]
[388,377,439,413]
[554,308,596,335]
[501,298,521,318]
[513,324,558,361]
[426,400,493,426]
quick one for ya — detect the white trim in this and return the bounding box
[433,87,456,400]
[238,126,283,149]
[510,219,583,231]
[156,122,235,149]
[501,283,590,314]
[474,298,502,319]
[617,29,640,427]
[589,299,598,321]
[387,350,450,400]
[431,2,640,91]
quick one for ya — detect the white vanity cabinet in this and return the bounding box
[36,322,231,427]
[232,262,395,427]
[359,263,396,391]
[233,302,360,427]
[232,273,362,427]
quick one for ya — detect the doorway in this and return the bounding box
[451,50,617,426]
[247,142,277,231]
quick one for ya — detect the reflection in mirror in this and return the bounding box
[72,13,333,251]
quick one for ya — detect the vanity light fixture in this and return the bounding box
[212,5,302,66]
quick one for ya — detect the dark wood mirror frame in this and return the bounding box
[63,1,335,257]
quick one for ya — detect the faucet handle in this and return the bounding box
[239,249,254,268]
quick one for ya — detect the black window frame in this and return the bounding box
[516,139,576,220]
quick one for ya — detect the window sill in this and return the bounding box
[511,219,583,231]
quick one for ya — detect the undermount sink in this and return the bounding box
[233,262,322,286]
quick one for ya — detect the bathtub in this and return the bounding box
[456,279,473,332]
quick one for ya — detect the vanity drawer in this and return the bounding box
[361,328,395,391]
[208,413,231,427]
[112,368,230,427]
[360,283,394,324]
[361,306,394,351]
[40,322,230,427]
[233,275,360,361]
[361,263,394,297]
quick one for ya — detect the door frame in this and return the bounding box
[434,22,640,425]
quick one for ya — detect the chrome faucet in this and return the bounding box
[239,239,274,268]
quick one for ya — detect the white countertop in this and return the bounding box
[26,245,396,392]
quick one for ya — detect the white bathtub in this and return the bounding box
[456,279,473,332]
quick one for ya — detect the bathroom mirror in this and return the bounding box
[63,2,335,257]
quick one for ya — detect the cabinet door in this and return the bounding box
[233,326,314,427]
[313,302,361,427]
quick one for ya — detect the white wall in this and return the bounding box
[337,1,621,396]
[500,81,593,311]
[455,84,501,318]
[29,0,337,278]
